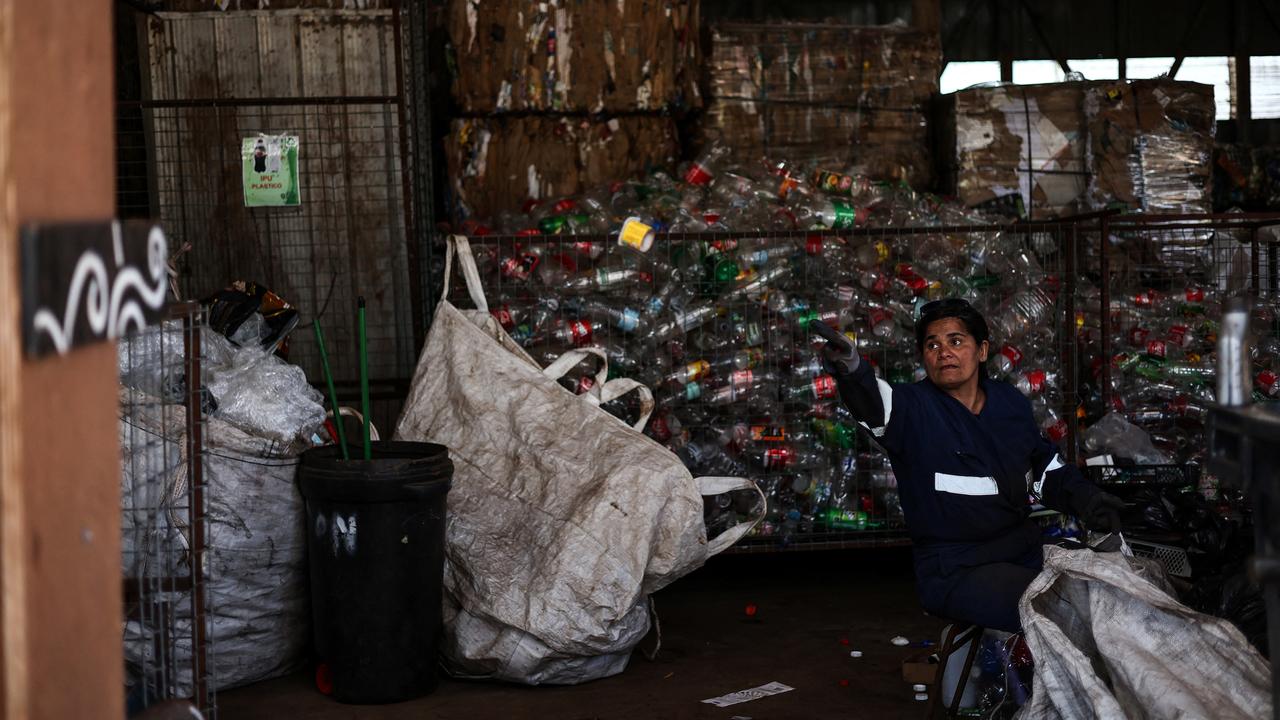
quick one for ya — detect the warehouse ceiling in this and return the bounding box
[702,0,1280,61]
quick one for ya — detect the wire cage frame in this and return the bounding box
[1070,211,1280,483]
[119,301,214,717]
[443,216,1090,552]
[115,1,422,434]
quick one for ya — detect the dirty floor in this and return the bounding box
[218,547,943,719]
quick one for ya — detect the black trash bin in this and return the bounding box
[298,441,452,704]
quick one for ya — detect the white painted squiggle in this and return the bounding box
[31,222,168,355]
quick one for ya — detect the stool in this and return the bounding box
[927,620,984,719]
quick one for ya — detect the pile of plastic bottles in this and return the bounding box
[1072,271,1280,471]
[452,145,1105,543]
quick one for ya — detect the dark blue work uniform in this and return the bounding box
[836,361,1101,632]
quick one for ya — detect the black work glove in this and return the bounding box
[820,340,860,376]
[1082,492,1125,533]
[812,320,860,376]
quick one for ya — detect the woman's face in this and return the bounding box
[921,317,989,391]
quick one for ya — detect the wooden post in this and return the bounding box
[0,1,122,718]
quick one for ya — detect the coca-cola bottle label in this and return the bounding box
[1134,290,1158,307]
[1166,325,1188,346]
[1146,340,1167,358]
[869,307,892,326]
[1000,344,1023,365]
[576,376,595,394]
[1026,370,1047,393]
[763,446,794,469]
[1046,419,1068,441]
[569,320,592,345]
[812,375,838,399]
[805,235,824,255]
[1258,370,1279,394]
[491,306,515,329]
[730,369,754,390]
[1184,287,1205,302]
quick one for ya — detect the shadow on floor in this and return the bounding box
[218,547,942,719]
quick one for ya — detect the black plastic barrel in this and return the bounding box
[298,441,453,704]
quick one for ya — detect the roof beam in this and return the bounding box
[1018,0,1071,75]
[1169,0,1212,78]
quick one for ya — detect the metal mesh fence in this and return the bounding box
[118,303,215,717]
[116,99,415,433]
[1074,213,1280,488]
[450,221,1080,550]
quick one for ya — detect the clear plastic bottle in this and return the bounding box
[568,298,650,335]
[782,374,840,403]
[990,343,1024,378]
[790,196,866,230]
[683,140,731,186]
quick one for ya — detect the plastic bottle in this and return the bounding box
[990,344,1024,378]
[683,140,731,186]
[782,374,840,403]
[568,298,650,334]
[791,196,866,230]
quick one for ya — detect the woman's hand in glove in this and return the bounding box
[1082,492,1126,533]
[811,320,860,376]
[820,340,860,376]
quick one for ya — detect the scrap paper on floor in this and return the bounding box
[702,681,795,707]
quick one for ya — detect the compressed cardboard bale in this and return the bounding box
[446,115,679,221]
[1085,79,1216,214]
[447,0,700,113]
[938,82,1097,219]
[695,101,930,186]
[701,22,939,186]
[705,22,938,107]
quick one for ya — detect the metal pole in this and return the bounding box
[392,0,425,351]
[1252,225,1261,297]
[183,306,208,712]
[1063,223,1078,462]
[1100,216,1112,411]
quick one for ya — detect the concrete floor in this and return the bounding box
[218,547,943,720]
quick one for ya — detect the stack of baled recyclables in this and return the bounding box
[698,22,941,189]
[444,1,701,222]
[937,78,1216,219]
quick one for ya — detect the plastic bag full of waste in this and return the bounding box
[1080,411,1174,465]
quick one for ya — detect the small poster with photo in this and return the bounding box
[242,134,300,207]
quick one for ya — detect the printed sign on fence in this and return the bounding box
[242,134,300,207]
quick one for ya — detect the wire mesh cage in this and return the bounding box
[118,302,215,717]
[450,217,1083,550]
[116,4,419,434]
[1072,212,1280,485]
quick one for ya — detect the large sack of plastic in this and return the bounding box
[118,316,323,694]
[1016,544,1272,719]
[394,236,764,685]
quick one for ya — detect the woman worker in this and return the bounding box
[817,298,1125,632]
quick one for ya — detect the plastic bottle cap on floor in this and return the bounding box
[914,693,929,702]
[913,684,928,692]
[891,635,910,646]
[849,650,863,658]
